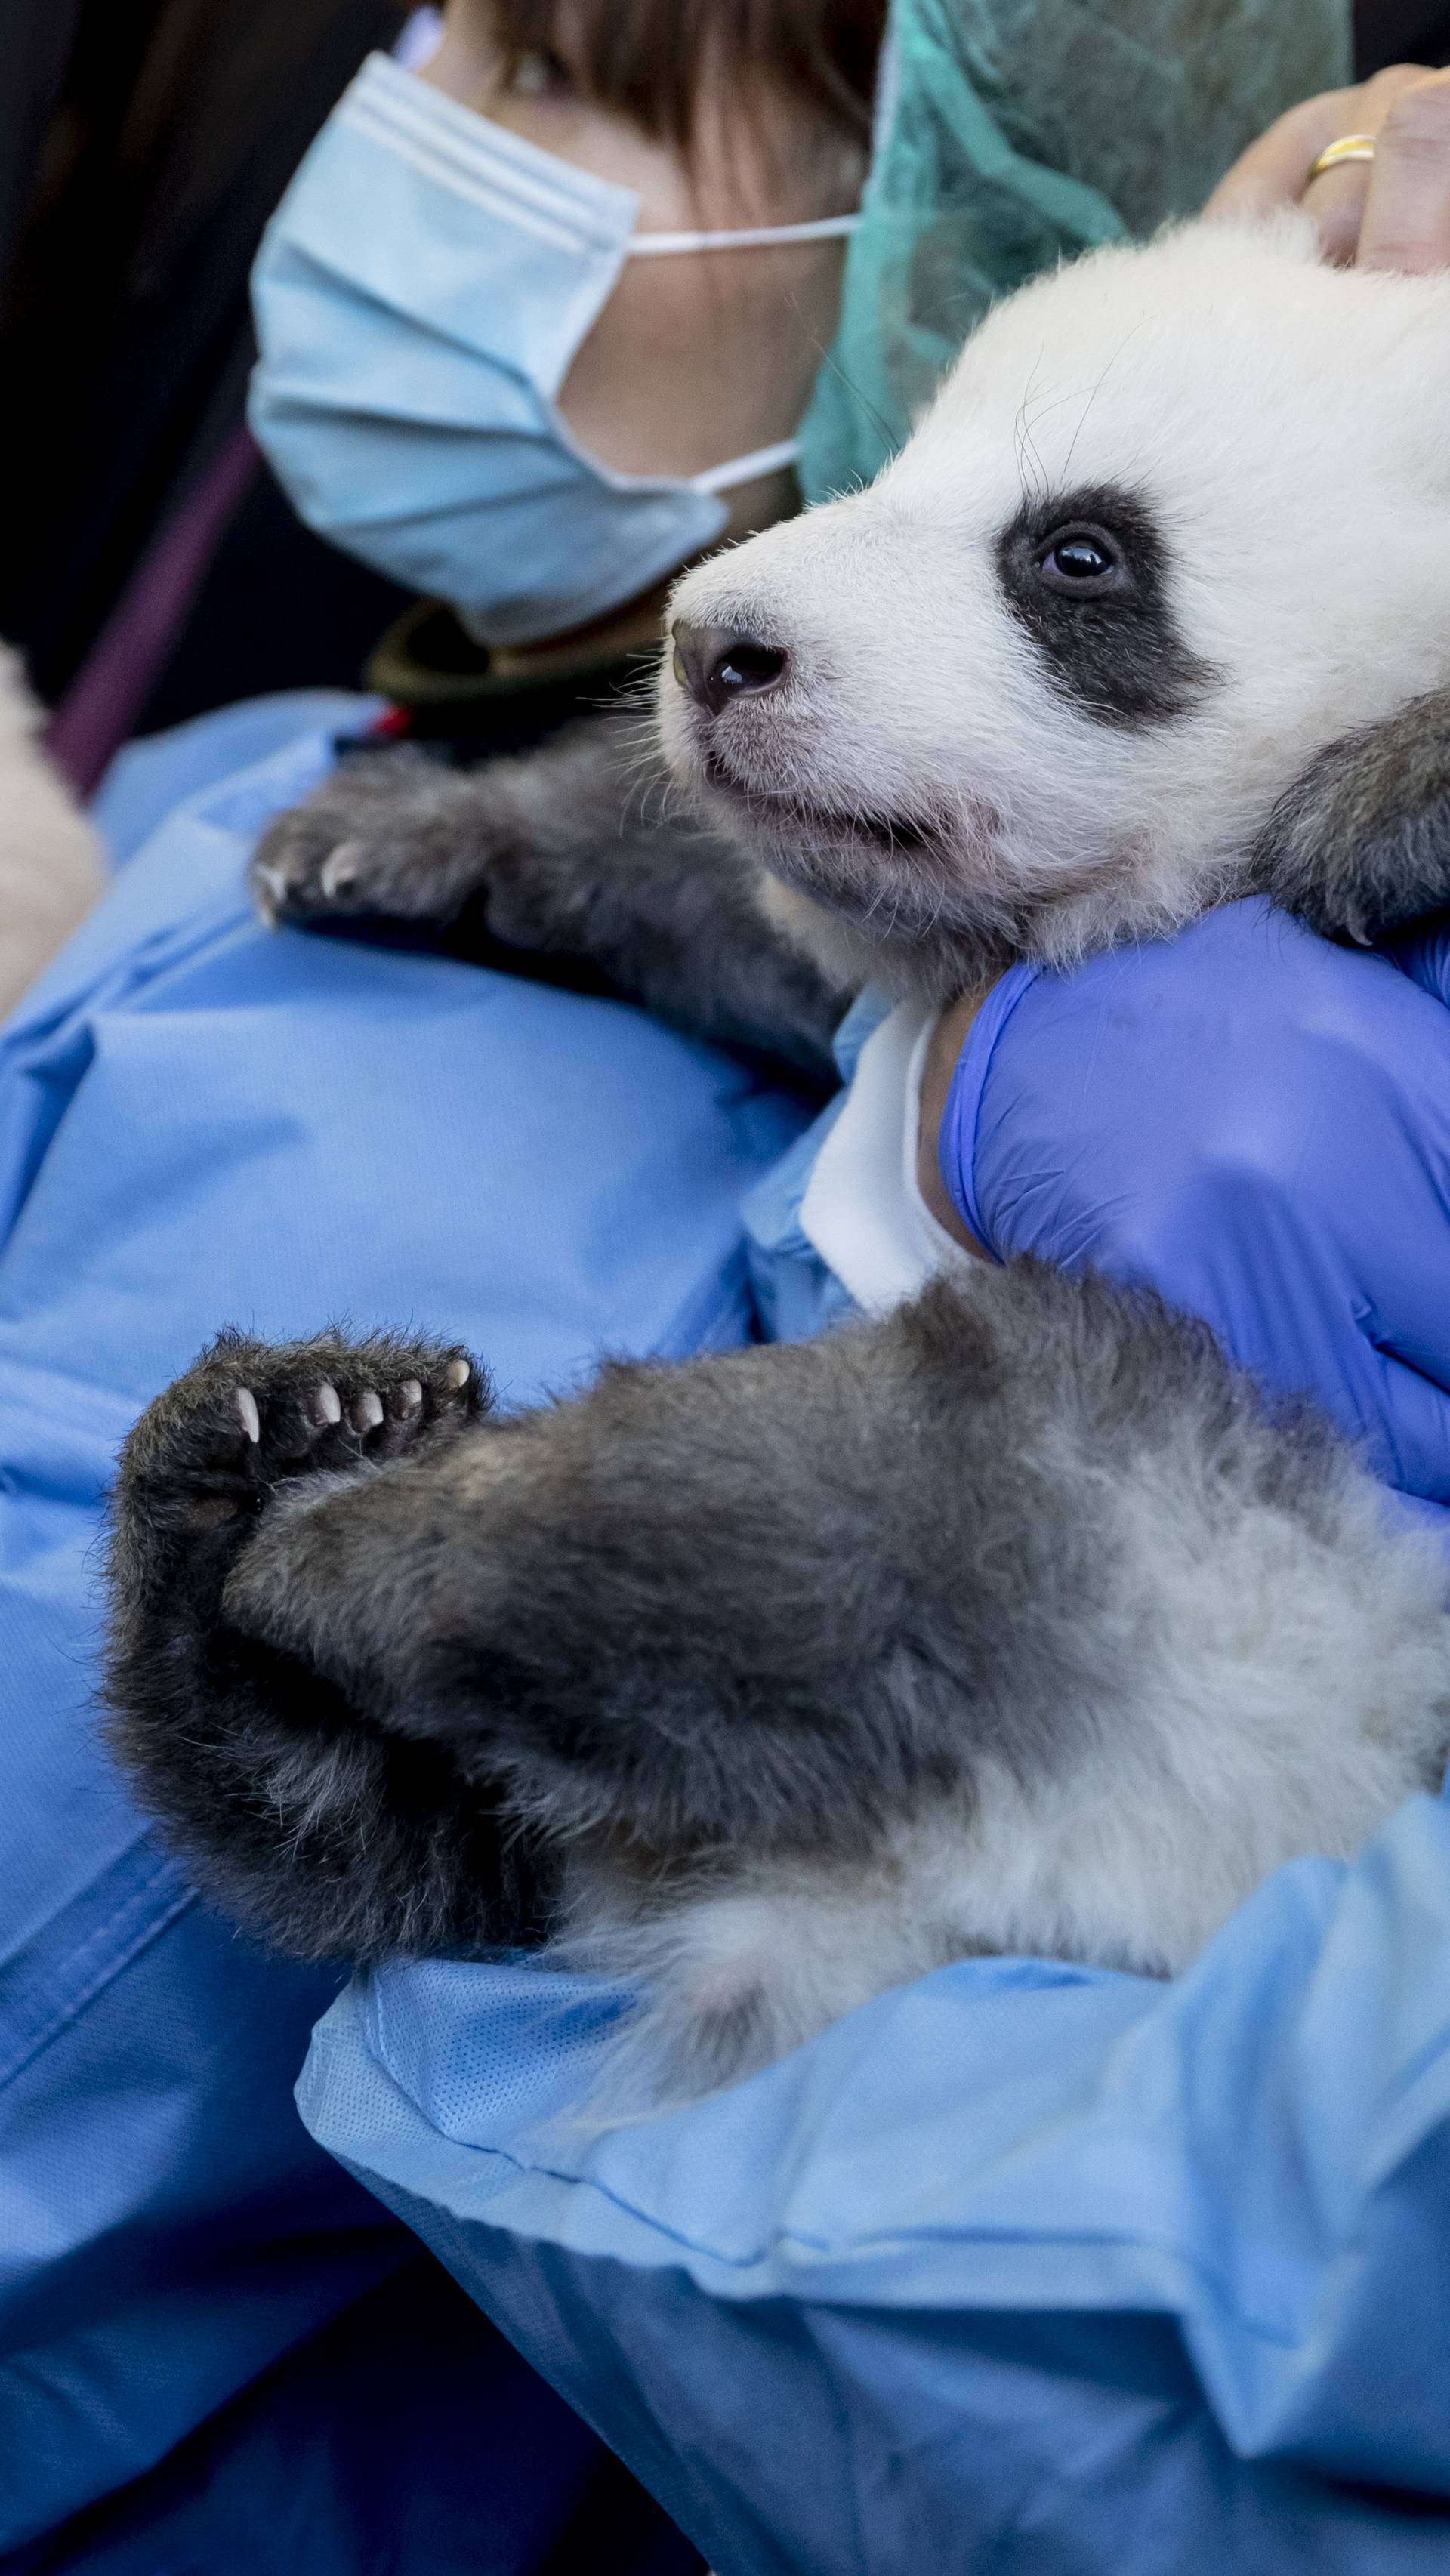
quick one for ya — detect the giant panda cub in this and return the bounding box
[109,217,1450,2102]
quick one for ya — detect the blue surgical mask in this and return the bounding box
[249,54,859,646]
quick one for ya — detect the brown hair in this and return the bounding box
[492,0,887,152]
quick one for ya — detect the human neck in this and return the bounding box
[486,582,674,680]
[488,459,805,680]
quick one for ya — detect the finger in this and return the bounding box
[1301,164,1374,266]
[1205,64,1430,248]
[1302,131,1385,265]
[1358,69,1450,273]
[1205,88,1364,221]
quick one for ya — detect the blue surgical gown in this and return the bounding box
[0,692,807,2551]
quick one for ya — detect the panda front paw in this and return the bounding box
[250,750,483,930]
[114,1327,486,1590]
[106,1329,533,1966]
[1255,688,1450,945]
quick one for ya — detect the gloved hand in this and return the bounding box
[939,897,1450,1519]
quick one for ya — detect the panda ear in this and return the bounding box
[1253,687,1450,946]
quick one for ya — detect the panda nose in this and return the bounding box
[671,622,788,716]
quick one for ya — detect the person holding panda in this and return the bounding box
[11,3,1450,2566]
[104,23,1450,2560]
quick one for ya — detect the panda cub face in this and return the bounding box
[661,215,1450,993]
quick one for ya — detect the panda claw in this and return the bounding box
[320,843,362,902]
[252,864,285,926]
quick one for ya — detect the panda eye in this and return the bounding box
[1035,527,1124,595]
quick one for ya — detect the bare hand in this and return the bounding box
[1207,63,1450,273]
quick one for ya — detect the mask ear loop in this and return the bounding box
[628,212,862,256]
[689,436,803,495]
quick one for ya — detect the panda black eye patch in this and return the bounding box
[995,483,1220,728]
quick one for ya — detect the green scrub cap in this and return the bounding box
[798,0,1352,501]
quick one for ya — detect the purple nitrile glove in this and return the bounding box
[939,897,1450,1526]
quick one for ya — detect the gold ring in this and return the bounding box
[1306,134,1377,184]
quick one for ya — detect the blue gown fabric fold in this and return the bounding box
[0,692,807,2548]
[299,1779,1450,2570]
